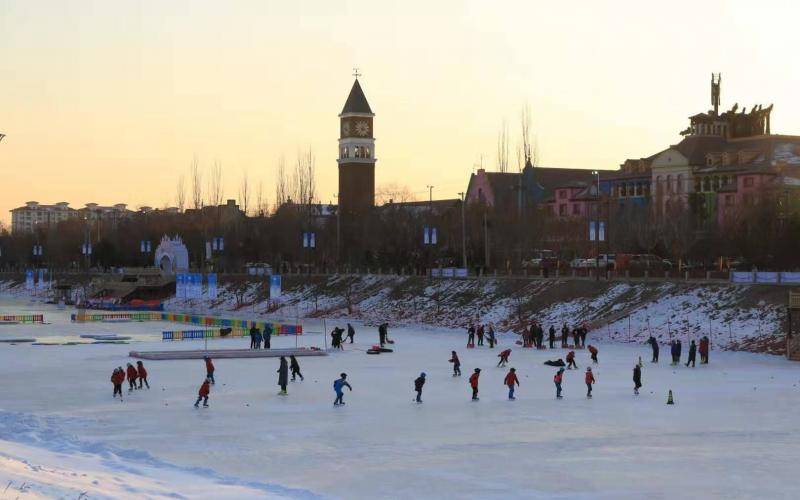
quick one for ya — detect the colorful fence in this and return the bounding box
[162,328,249,341]
[71,312,302,335]
[0,314,44,324]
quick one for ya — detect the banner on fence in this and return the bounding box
[36,269,46,289]
[780,272,800,284]
[207,273,217,299]
[176,273,186,299]
[269,274,282,299]
[25,270,34,290]
[755,272,779,284]
[731,272,754,283]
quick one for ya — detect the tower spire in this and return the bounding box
[711,73,721,116]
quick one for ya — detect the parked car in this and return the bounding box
[522,249,558,269]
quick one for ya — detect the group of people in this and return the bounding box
[249,324,273,350]
[110,361,149,400]
[518,322,589,350]
[466,323,497,348]
[646,335,711,367]
[330,323,356,349]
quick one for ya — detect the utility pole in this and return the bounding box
[459,192,467,270]
[426,185,434,213]
[483,211,489,270]
[334,193,340,264]
[592,170,600,281]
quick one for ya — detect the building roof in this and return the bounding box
[341,79,373,115]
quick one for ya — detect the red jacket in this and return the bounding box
[137,364,147,378]
[585,371,595,384]
[588,345,598,355]
[498,349,511,359]
[553,372,563,384]
[469,372,480,389]
[198,381,210,397]
[504,372,519,387]
[699,339,709,355]
[205,359,215,373]
[111,371,124,385]
[126,366,137,381]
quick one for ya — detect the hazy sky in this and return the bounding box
[2,0,800,224]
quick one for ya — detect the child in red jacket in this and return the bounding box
[111,367,125,400]
[588,345,599,364]
[204,356,215,384]
[194,378,211,407]
[136,360,149,389]
[449,351,461,376]
[566,351,578,370]
[469,368,481,401]
[497,349,511,367]
[504,367,519,400]
[585,367,595,398]
[126,363,138,392]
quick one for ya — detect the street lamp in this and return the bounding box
[591,170,601,281]
[206,237,224,272]
[140,240,152,267]
[459,192,467,270]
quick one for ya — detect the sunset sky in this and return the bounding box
[2,0,799,224]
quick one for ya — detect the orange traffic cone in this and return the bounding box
[667,390,675,405]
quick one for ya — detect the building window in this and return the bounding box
[666,175,673,194]
[744,177,754,188]
[677,174,683,193]
[703,177,711,192]
[572,204,580,215]
[558,190,567,199]
[725,194,734,206]
[559,204,567,216]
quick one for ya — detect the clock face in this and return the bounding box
[341,122,351,137]
[355,120,369,137]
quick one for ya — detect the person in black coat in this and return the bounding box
[561,323,569,348]
[544,358,566,367]
[380,323,389,347]
[676,339,683,364]
[249,325,258,349]
[289,355,303,381]
[414,372,426,403]
[346,323,355,343]
[263,324,272,349]
[686,340,697,368]
[548,325,556,349]
[536,324,544,349]
[486,325,496,348]
[466,325,475,347]
[254,329,263,349]
[647,336,659,363]
[579,327,588,348]
[277,356,289,395]
[633,364,642,395]
[670,340,679,365]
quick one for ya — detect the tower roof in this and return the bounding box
[341,79,373,115]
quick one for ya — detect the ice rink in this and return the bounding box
[1,298,799,499]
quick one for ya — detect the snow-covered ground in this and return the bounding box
[1,298,799,499]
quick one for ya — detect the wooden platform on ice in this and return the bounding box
[129,348,328,360]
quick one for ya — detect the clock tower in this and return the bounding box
[338,77,375,219]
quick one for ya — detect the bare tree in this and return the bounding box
[520,103,531,168]
[190,156,203,210]
[175,174,186,212]
[275,155,288,207]
[496,119,509,173]
[292,147,317,207]
[256,180,267,216]
[375,183,417,205]
[238,169,250,216]
[207,160,224,207]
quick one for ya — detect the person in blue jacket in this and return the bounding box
[333,373,352,406]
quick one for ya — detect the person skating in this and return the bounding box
[194,377,211,407]
[548,325,556,349]
[290,355,304,381]
[686,340,697,368]
[249,325,258,349]
[536,323,544,349]
[379,323,389,347]
[497,348,511,367]
[204,356,215,384]
[561,323,569,348]
[554,367,565,399]
[254,328,263,349]
[476,324,485,346]
[588,344,599,364]
[647,336,659,363]
[347,323,355,343]
[469,368,481,401]
[126,363,138,392]
[566,350,578,370]
[699,336,709,364]
[414,372,426,403]
[449,351,461,376]
[585,367,595,398]
[333,373,352,406]
[579,326,588,348]
[633,363,642,395]
[136,360,149,389]
[572,328,580,348]
[466,325,475,348]
[331,327,344,350]
[544,358,566,367]
[487,324,496,348]
[264,323,272,349]
[277,356,289,395]
[504,367,519,400]
[111,367,124,400]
